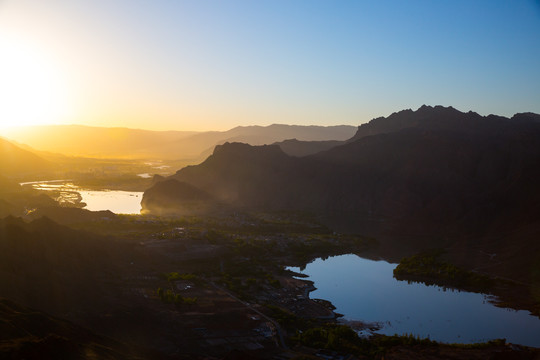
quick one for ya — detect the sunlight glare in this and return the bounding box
[0,36,74,129]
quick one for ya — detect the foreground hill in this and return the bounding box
[0,216,137,315]
[142,105,540,282]
[0,298,142,360]
[0,137,54,177]
[4,124,356,161]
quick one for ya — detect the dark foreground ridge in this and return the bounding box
[0,298,142,360]
[1,213,539,359]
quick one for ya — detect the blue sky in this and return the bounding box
[0,0,539,130]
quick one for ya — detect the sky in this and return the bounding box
[0,0,539,131]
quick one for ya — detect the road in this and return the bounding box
[209,282,289,350]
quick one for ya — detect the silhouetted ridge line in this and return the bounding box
[347,105,529,143]
[141,107,540,273]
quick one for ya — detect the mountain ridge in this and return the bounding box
[141,106,540,283]
[3,123,356,161]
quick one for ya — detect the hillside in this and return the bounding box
[141,106,540,282]
[4,124,356,161]
[0,298,142,360]
[273,138,343,157]
[0,174,61,218]
[0,140,69,217]
[0,137,54,176]
[140,178,217,216]
[0,216,137,315]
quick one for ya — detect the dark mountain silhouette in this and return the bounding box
[141,105,540,282]
[4,124,356,161]
[272,105,540,157]
[0,137,53,176]
[0,298,142,360]
[147,143,305,210]
[346,105,540,142]
[180,124,356,160]
[273,138,344,157]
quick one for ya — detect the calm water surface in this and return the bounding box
[22,180,143,214]
[289,254,540,347]
[78,189,142,214]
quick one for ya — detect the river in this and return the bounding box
[288,254,540,347]
[21,180,143,215]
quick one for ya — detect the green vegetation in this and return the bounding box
[292,323,508,358]
[156,288,198,306]
[293,324,436,358]
[448,338,506,349]
[156,272,201,306]
[197,224,376,303]
[393,250,495,291]
[264,304,314,330]
[164,272,198,282]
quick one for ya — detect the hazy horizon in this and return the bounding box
[1,1,539,131]
[0,121,359,134]
[1,104,537,136]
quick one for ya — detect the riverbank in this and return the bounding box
[20,180,143,214]
[290,254,540,347]
[393,250,540,318]
[2,210,540,359]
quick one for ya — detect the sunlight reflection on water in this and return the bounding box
[22,180,143,214]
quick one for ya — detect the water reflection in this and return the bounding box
[289,254,540,347]
[79,189,142,214]
[21,180,143,214]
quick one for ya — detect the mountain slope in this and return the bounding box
[273,138,344,157]
[0,216,136,315]
[0,137,53,176]
[141,178,217,216]
[0,298,143,360]
[141,106,540,261]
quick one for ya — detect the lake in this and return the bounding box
[288,254,540,347]
[21,180,143,215]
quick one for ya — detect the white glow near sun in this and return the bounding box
[0,36,74,129]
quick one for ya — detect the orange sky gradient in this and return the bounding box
[1,1,539,132]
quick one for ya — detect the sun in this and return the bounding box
[0,36,74,129]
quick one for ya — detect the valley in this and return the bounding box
[3,210,539,359]
[3,1,539,358]
[1,107,540,359]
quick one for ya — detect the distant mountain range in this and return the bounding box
[142,105,540,282]
[3,124,357,161]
